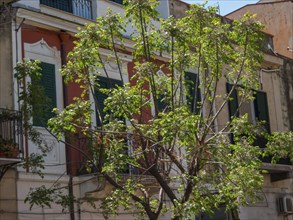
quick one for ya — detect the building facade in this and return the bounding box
[0,0,292,220]
[0,1,167,219]
[227,1,293,219]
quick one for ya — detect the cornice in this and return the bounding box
[16,7,85,35]
[15,7,171,62]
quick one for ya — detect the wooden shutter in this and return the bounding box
[185,72,201,114]
[254,91,270,133]
[33,62,57,127]
[226,83,239,118]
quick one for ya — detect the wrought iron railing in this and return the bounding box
[0,108,23,159]
[40,0,92,20]
[74,134,156,176]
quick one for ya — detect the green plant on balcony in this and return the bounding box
[0,108,21,122]
[0,137,18,158]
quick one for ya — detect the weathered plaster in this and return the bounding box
[227,0,293,59]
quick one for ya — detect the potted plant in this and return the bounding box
[0,137,18,158]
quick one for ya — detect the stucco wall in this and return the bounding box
[226,1,293,59]
[16,172,70,220]
[239,173,293,220]
[261,56,293,132]
[0,169,18,220]
[169,0,190,19]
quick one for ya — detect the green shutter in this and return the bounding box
[33,62,57,127]
[226,83,239,118]
[254,91,270,133]
[95,76,123,126]
[185,72,201,114]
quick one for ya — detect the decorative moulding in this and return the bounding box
[24,38,60,59]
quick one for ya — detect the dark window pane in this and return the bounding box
[226,83,239,118]
[254,91,270,133]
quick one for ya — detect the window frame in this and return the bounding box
[23,38,66,173]
[24,39,63,128]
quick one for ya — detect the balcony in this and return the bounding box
[40,0,92,20]
[0,108,23,162]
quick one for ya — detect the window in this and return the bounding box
[154,71,201,114]
[95,76,123,126]
[94,76,133,173]
[253,91,270,132]
[227,84,293,165]
[33,61,57,127]
[226,83,270,133]
[24,39,65,174]
[227,83,270,150]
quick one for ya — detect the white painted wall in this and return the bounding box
[17,172,70,220]
[239,174,293,220]
[157,0,170,19]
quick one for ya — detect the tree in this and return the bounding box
[20,0,293,219]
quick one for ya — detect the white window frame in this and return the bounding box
[23,38,66,174]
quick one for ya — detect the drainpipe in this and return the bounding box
[59,31,75,220]
[59,31,69,107]
[14,14,27,170]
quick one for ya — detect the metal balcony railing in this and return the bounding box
[40,0,92,20]
[0,108,23,159]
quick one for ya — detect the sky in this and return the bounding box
[182,0,258,15]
